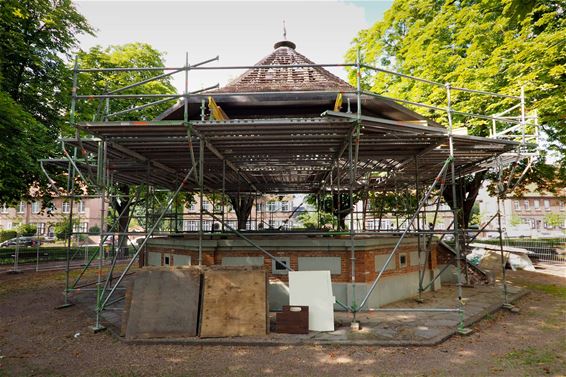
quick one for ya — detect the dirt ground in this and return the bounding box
[0,265,564,377]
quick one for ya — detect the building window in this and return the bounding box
[543,200,550,211]
[281,201,290,212]
[272,257,290,275]
[1,204,8,214]
[513,200,520,210]
[524,200,530,211]
[226,220,237,230]
[62,201,70,213]
[202,220,212,231]
[78,200,85,213]
[79,222,88,233]
[202,200,211,211]
[183,220,198,231]
[267,201,277,212]
[17,202,25,214]
[37,223,46,235]
[188,203,197,212]
[399,253,408,268]
[560,201,565,211]
[533,200,540,210]
[31,201,40,214]
[257,203,265,212]
[213,203,222,213]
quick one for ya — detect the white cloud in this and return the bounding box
[74,1,369,92]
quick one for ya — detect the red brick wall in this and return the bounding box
[146,241,439,283]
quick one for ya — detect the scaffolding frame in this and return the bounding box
[43,48,539,334]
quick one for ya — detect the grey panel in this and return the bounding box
[147,252,161,266]
[410,251,421,266]
[124,268,201,339]
[173,254,191,266]
[298,256,341,275]
[221,256,264,267]
[375,254,396,272]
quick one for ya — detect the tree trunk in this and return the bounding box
[111,184,131,259]
[442,171,485,231]
[228,194,255,230]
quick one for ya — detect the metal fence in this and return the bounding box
[0,245,133,272]
[503,237,566,264]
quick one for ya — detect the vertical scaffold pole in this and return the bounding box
[415,157,424,302]
[446,83,468,335]
[198,138,204,266]
[57,58,79,309]
[92,140,107,332]
[496,196,509,305]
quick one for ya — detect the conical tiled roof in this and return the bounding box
[212,41,353,93]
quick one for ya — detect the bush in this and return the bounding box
[88,224,100,234]
[17,224,37,236]
[54,220,73,240]
[0,230,17,242]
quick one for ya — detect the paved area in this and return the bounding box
[73,280,526,346]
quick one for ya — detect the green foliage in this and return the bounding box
[17,223,37,236]
[0,0,94,127]
[88,224,100,234]
[347,0,565,189]
[0,92,53,204]
[0,230,17,242]
[54,219,77,240]
[304,193,360,230]
[544,212,565,228]
[75,43,177,123]
[510,214,522,226]
[297,211,334,230]
[0,0,93,203]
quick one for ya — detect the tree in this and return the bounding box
[0,92,53,203]
[74,43,178,253]
[0,0,93,203]
[303,193,360,231]
[75,43,177,123]
[347,0,565,230]
[17,223,37,236]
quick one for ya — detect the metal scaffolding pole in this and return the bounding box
[446,84,469,335]
[357,157,452,311]
[99,166,195,310]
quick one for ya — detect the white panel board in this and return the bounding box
[289,271,335,332]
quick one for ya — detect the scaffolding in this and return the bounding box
[42,46,539,334]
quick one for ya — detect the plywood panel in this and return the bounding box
[124,267,201,339]
[199,267,267,338]
[289,271,335,332]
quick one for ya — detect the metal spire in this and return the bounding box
[283,20,287,40]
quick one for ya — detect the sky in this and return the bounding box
[74,1,393,92]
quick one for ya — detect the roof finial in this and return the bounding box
[283,20,287,40]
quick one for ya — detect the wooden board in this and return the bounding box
[199,266,267,338]
[123,267,201,339]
